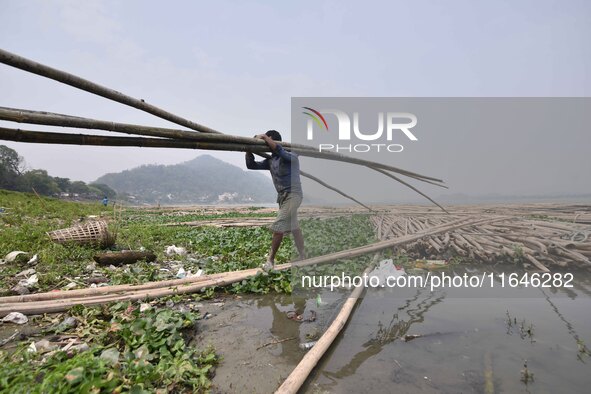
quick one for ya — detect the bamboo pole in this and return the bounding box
[294,170,374,212]
[275,262,377,394]
[0,49,221,135]
[0,267,259,304]
[0,126,269,152]
[372,167,449,213]
[0,125,450,212]
[524,254,550,272]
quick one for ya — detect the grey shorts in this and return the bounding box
[269,192,302,233]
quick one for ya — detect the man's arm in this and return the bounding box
[245,152,270,170]
[256,134,297,162]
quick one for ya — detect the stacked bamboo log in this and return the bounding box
[370,205,591,272]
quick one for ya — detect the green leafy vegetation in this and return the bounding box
[0,190,112,293]
[122,210,275,226]
[1,190,377,295]
[0,302,218,393]
[291,215,377,280]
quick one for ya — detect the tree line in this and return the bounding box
[0,145,116,199]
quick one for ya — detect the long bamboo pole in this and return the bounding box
[0,49,221,134]
[288,171,374,212]
[0,125,449,211]
[0,267,260,304]
[0,127,269,152]
[373,167,449,213]
[0,106,311,150]
[276,264,374,394]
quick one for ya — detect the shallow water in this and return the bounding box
[302,265,591,393]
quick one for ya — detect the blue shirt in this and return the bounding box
[245,144,302,195]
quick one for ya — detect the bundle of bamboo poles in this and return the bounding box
[371,206,591,272]
[0,48,448,211]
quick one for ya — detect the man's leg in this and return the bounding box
[269,231,284,263]
[292,228,306,260]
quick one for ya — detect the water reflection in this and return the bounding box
[255,294,308,356]
[324,290,445,380]
[540,288,590,363]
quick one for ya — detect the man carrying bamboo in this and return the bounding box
[245,130,305,270]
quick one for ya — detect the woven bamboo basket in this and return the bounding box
[47,220,115,247]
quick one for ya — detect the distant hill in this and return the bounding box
[95,155,275,204]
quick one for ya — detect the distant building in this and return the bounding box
[217,192,239,202]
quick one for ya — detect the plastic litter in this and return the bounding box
[183,269,202,278]
[11,285,30,295]
[299,341,317,350]
[27,342,37,353]
[16,268,36,278]
[165,245,187,256]
[17,274,38,288]
[5,251,28,263]
[176,267,186,279]
[27,254,38,265]
[34,339,58,354]
[369,259,406,286]
[53,316,78,333]
[2,312,28,324]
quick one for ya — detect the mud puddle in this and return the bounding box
[194,292,347,393]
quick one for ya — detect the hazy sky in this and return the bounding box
[1,0,590,199]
